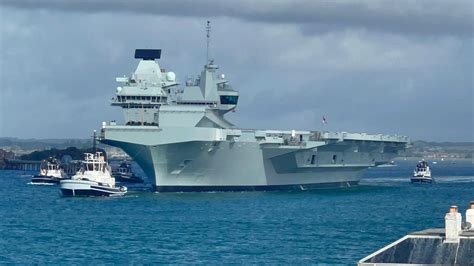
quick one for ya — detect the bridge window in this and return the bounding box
[220,95,238,105]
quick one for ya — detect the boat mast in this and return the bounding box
[92,130,97,153]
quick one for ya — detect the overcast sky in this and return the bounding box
[0,0,472,141]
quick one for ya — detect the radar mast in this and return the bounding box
[92,130,97,153]
[206,21,211,64]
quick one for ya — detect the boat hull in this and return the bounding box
[155,181,359,192]
[101,127,407,192]
[115,142,368,191]
[60,180,127,197]
[411,177,434,183]
[113,174,144,184]
[31,175,65,185]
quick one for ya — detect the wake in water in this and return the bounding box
[27,182,55,186]
[362,175,474,184]
[431,176,474,183]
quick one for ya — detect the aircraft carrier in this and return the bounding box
[100,24,409,192]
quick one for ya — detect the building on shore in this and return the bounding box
[0,149,15,160]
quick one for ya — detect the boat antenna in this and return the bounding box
[206,20,211,64]
[92,130,97,153]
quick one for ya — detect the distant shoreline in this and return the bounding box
[0,138,472,160]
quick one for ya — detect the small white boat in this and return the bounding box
[31,158,68,185]
[60,152,127,197]
[411,160,433,183]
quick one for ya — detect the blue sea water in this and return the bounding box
[0,159,473,264]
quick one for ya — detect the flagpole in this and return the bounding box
[322,115,327,129]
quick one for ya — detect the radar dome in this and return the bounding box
[166,72,176,82]
[116,87,123,93]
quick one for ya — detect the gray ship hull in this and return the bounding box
[153,182,360,192]
[101,126,407,192]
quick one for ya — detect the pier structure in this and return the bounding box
[359,202,474,265]
[3,158,82,175]
[4,159,41,171]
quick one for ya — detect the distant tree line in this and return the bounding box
[20,147,107,161]
[0,138,90,150]
[406,141,473,158]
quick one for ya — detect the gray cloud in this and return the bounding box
[0,4,472,141]
[0,0,473,36]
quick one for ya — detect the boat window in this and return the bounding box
[220,95,238,105]
[311,155,316,165]
[332,155,337,163]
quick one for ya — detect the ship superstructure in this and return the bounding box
[100,25,409,192]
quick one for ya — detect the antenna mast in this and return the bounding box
[206,21,211,64]
[92,130,97,153]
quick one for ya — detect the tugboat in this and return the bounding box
[411,160,433,183]
[60,152,127,197]
[112,161,144,183]
[31,158,68,184]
